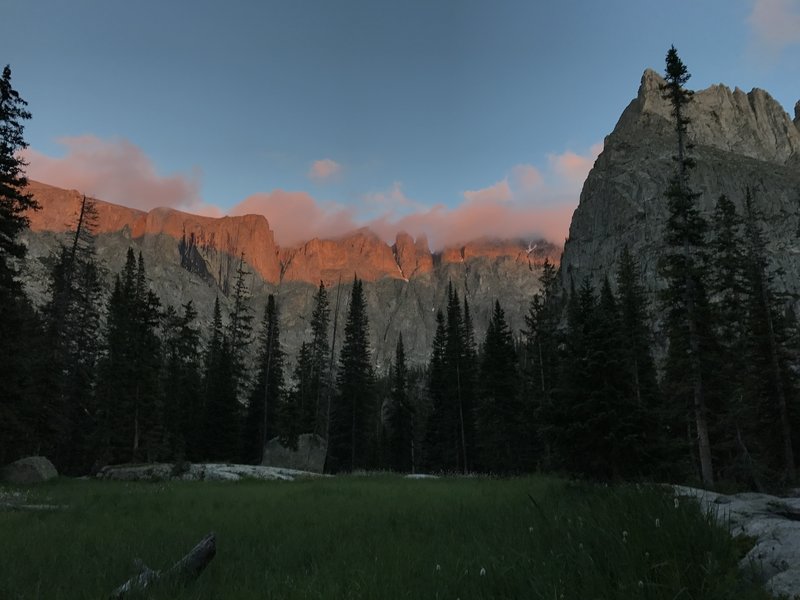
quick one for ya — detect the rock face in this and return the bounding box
[561,69,800,301]
[262,433,327,473]
[1,456,58,484]
[21,181,559,366]
[676,486,800,599]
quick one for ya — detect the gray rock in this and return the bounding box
[561,69,800,316]
[675,485,800,598]
[97,462,321,482]
[0,456,58,484]
[262,433,327,473]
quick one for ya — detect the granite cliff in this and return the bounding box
[561,70,800,304]
[21,181,559,368]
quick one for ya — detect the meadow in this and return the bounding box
[0,475,771,599]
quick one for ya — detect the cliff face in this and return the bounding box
[561,70,800,300]
[21,181,559,367]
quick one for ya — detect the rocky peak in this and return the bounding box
[561,67,800,304]
[393,232,433,280]
[618,68,800,165]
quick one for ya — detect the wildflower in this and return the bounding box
[578,543,584,550]
[655,518,661,528]
[435,564,441,572]
[529,526,534,533]
[622,530,629,543]
[480,567,486,577]
[674,497,680,509]
[638,580,644,589]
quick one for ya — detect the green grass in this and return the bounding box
[0,475,770,599]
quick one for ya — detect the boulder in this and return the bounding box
[262,433,327,473]
[0,456,58,484]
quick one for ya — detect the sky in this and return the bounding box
[3,0,799,248]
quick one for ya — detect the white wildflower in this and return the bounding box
[674,497,680,509]
[435,564,441,572]
[480,567,486,576]
[622,530,629,543]
[655,518,661,528]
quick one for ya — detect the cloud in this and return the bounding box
[747,0,800,57]
[547,142,604,186]
[230,190,359,246]
[308,158,342,182]
[463,179,513,205]
[25,133,602,249]
[23,135,205,213]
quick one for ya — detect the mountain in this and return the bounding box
[562,69,800,303]
[20,180,559,368]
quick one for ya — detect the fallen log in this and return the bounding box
[110,532,216,599]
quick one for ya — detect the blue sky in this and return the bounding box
[3,0,799,247]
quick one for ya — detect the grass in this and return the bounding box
[0,474,770,599]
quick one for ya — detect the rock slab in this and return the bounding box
[0,456,58,484]
[97,462,321,482]
[676,485,800,599]
[262,433,327,473]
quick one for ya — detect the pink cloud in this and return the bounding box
[463,179,512,204]
[511,164,544,191]
[226,144,603,249]
[748,0,800,53]
[23,136,203,213]
[547,142,603,186]
[308,158,342,182]
[230,190,359,246]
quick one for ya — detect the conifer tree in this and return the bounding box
[616,246,667,475]
[707,195,757,483]
[0,65,40,465]
[161,301,202,460]
[97,249,163,464]
[308,281,331,434]
[201,297,240,461]
[522,258,562,468]
[228,254,254,399]
[425,309,448,470]
[243,294,286,463]
[741,190,796,483]
[476,300,522,472]
[327,276,375,472]
[41,195,103,471]
[658,46,716,487]
[387,334,413,472]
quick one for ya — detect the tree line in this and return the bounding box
[2,49,799,489]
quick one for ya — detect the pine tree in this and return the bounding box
[41,195,103,472]
[161,301,203,460]
[425,309,448,470]
[741,189,796,483]
[201,297,240,461]
[243,294,287,463]
[96,249,163,464]
[476,300,523,473]
[0,65,40,465]
[387,334,413,472]
[616,246,668,476]
[707,195,758,484]
[444,283,471,473]
[327,276,375,473]
[227,254,254,399]
[658,46,716,487]
[308,281,331,435]
[522,258,563,469]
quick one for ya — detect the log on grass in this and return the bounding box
[110,532,216,599]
